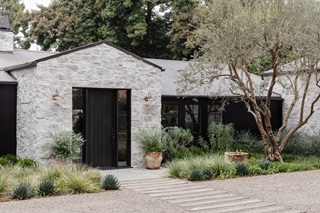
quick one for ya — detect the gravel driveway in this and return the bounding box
[0,169,319,213]
[197,170,320,213]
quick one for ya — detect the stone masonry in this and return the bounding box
[11,42,162,167]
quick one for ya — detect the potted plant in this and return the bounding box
[46,131,85,166]
[136,128,165,170]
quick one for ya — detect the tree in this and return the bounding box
[177,0,320,161]
[96,0,173,58]
[0,0,30,49]
[28,0,101,51]
[27,0,173,58]
[168,0,200,60]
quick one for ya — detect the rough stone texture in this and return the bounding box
[272,72,320,135]
[0,31,13,52]
[12,43,162,167]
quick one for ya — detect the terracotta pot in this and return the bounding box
[145,152,163,170]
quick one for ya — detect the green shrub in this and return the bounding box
[235,162,249,176]
[188,168,214,181]
[162,127,193,161]
[18,158,37,168]
[11,183,35,200]
[56,165,101,194]
[208,123,235,152]
[189,146,205,156]
[188,168,203,181]
[258,159,271,170]
[234,130,261,152]
[102,174,120,190]
[38,179,55,196]
[136,128,165,152]
[167,162,184,178]
[0,154,19,165]
[47,131,85,160]
[0,172,8,194]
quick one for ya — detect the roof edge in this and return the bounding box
[3,40,165,72]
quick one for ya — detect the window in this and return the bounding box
[208,104,222,125]
[161,105,179,127]
[185,104,201,133]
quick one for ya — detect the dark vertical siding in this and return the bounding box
[162,96,283,138]
[0,83,17,156]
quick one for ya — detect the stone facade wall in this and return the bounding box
[0,31,13,52]
[273,73,320,135]
[12,43,162,167]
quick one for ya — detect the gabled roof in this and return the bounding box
[2,41,164,72]
[147,58,282,98]
[0,49,55,69]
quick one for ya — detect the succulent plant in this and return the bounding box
[259,159,271,170]
[11,183,35,200]
[188,168,214,181]
[102,174,120,190]
[38,179,55,196]
[235,162,249,176]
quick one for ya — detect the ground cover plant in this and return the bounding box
[0,161,120,202]
[167,153,320,181]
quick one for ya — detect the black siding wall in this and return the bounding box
[0,83,17,156]
[223,100,282,135]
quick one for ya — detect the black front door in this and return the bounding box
[85,89,116,168]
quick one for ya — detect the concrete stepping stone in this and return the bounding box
[179,196,246,207]
[149,188,215,197]
[160,190,227,200]
[240,205,293,213]
[169,193,236,203]
[190,199,262,211]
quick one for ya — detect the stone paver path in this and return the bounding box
[121,178,306,213]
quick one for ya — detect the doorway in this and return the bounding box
[72,88,131,168]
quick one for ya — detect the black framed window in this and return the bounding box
[208,104,222,125]
[161,104,179,127]
[184,104,201,134]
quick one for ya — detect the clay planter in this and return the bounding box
[145,152,163,170]
[224,152,249,164]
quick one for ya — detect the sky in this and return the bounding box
[23,0,51,11]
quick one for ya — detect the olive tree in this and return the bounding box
[178,0,320,161]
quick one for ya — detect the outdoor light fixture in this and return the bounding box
[144,92,156,102]
[52,90,62,100]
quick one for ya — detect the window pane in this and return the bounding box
[185,104,201,133]
[208,104,222,124]
[161,104,179,127]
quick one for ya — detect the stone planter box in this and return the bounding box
[224,152,249,164]
[49,156,73,167]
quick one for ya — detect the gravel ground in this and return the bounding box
[0,189,188,213]
[197,170,320,213]
[1,169,319,213]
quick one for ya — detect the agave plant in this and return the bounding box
[38,179,55,196]
[11,183,35,200]
[102,174,120,190]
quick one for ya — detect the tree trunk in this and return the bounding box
[265,143,283,162]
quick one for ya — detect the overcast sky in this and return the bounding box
[23,0,51,10]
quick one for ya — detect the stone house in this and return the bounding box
[0,17,292,168]
[0,17,163,167]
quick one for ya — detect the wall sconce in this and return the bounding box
[52,90,63,100]
[144,92,156,102]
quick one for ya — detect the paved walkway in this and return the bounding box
[121,177,304,213]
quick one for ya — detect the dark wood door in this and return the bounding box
[0,84,17,156]
[85,89,115,168]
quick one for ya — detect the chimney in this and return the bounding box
[0,16,13,52]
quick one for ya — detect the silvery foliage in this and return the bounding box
[177,0,320,100]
